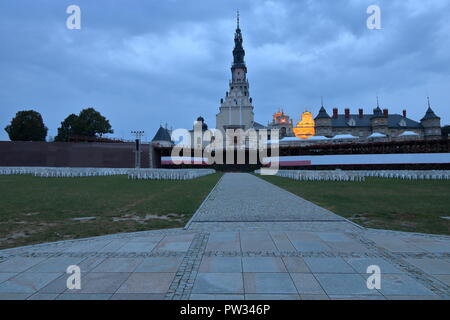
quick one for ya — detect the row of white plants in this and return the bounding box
[259,170,366,182]
[0,167,215,180]
[128,169,216,180]
[346,170,450,180]
[256,169,450,181]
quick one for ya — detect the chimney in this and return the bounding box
[344,108,350,119]
[403,109,407,118]
[358,108,364,119]
[383,109,389,117]
[333,108,338,118]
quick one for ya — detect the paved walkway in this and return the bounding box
[0,173,449,300]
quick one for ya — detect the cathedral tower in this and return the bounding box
[216,12,255,133]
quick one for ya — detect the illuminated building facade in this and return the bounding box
[293,112,315,139]
[268,110,294,138]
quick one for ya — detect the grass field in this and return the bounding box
[0,173,222,249]
[259,175,450,236]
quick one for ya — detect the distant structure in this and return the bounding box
[151,125,172,147]
[215,12,265,135]
[268,109,294,138]
[269,97,442,142]
[151,13,444,147]
[293,112,315,139]
[312,97,441,140]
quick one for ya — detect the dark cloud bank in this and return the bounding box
[0,0,449,141]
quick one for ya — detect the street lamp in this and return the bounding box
[131,130,145,168]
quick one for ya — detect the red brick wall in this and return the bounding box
[0,141,149,168]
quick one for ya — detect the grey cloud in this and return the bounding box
[0,0,449,142]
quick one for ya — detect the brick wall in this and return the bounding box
[0,141,150,168]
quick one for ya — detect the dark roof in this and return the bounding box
[151,126,172,142]
[315,107,331,120]
[330,114,422,129]
[421,107,440,121]
[253,121,267,130]
[372,107,384,117]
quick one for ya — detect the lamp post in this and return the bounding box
[131,130,145,168]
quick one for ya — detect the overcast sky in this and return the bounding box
[0,0,449,141]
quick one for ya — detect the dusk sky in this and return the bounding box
[1,0,449,142]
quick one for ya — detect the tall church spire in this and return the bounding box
[232,11,245,68]
[237,10,240,29]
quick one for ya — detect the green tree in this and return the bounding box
[4,110,48,141]
[54,114,79,142]
[55,108,113,142]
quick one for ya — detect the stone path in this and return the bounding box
[0,173,449,300]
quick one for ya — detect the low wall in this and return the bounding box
[0,141,150,168]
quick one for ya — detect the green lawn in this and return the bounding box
[0,173,222,249]
[259,175,450,236]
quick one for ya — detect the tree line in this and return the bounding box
[4,108,113,142]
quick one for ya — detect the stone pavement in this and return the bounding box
[0,173,449,300]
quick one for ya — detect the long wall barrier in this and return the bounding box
[0,167,215,180]
[257,169,450,181]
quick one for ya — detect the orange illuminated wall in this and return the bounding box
[272,111,289,124]
[293,112,315,139]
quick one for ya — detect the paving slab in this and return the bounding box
[26,257,85,273]
[404,258,450,275]
[116,273,175,294]
[192,273,244,294]
[290,273,326,295]
[74,272,129,294]
[304,257,356,273]
[38,274,69,294]
[314,273,381,296]
[205,232,241,252]
[374,274,438,296]
[282,257,310,273]
[344,257,404,274]
[0,273,17,284]
[242,257,286,273]
[0,272,61,293]
[0,258,47,273]
[243,273,297,294]
[135,257,184,273]
[199,257,242,273]
[91,258,143,273]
